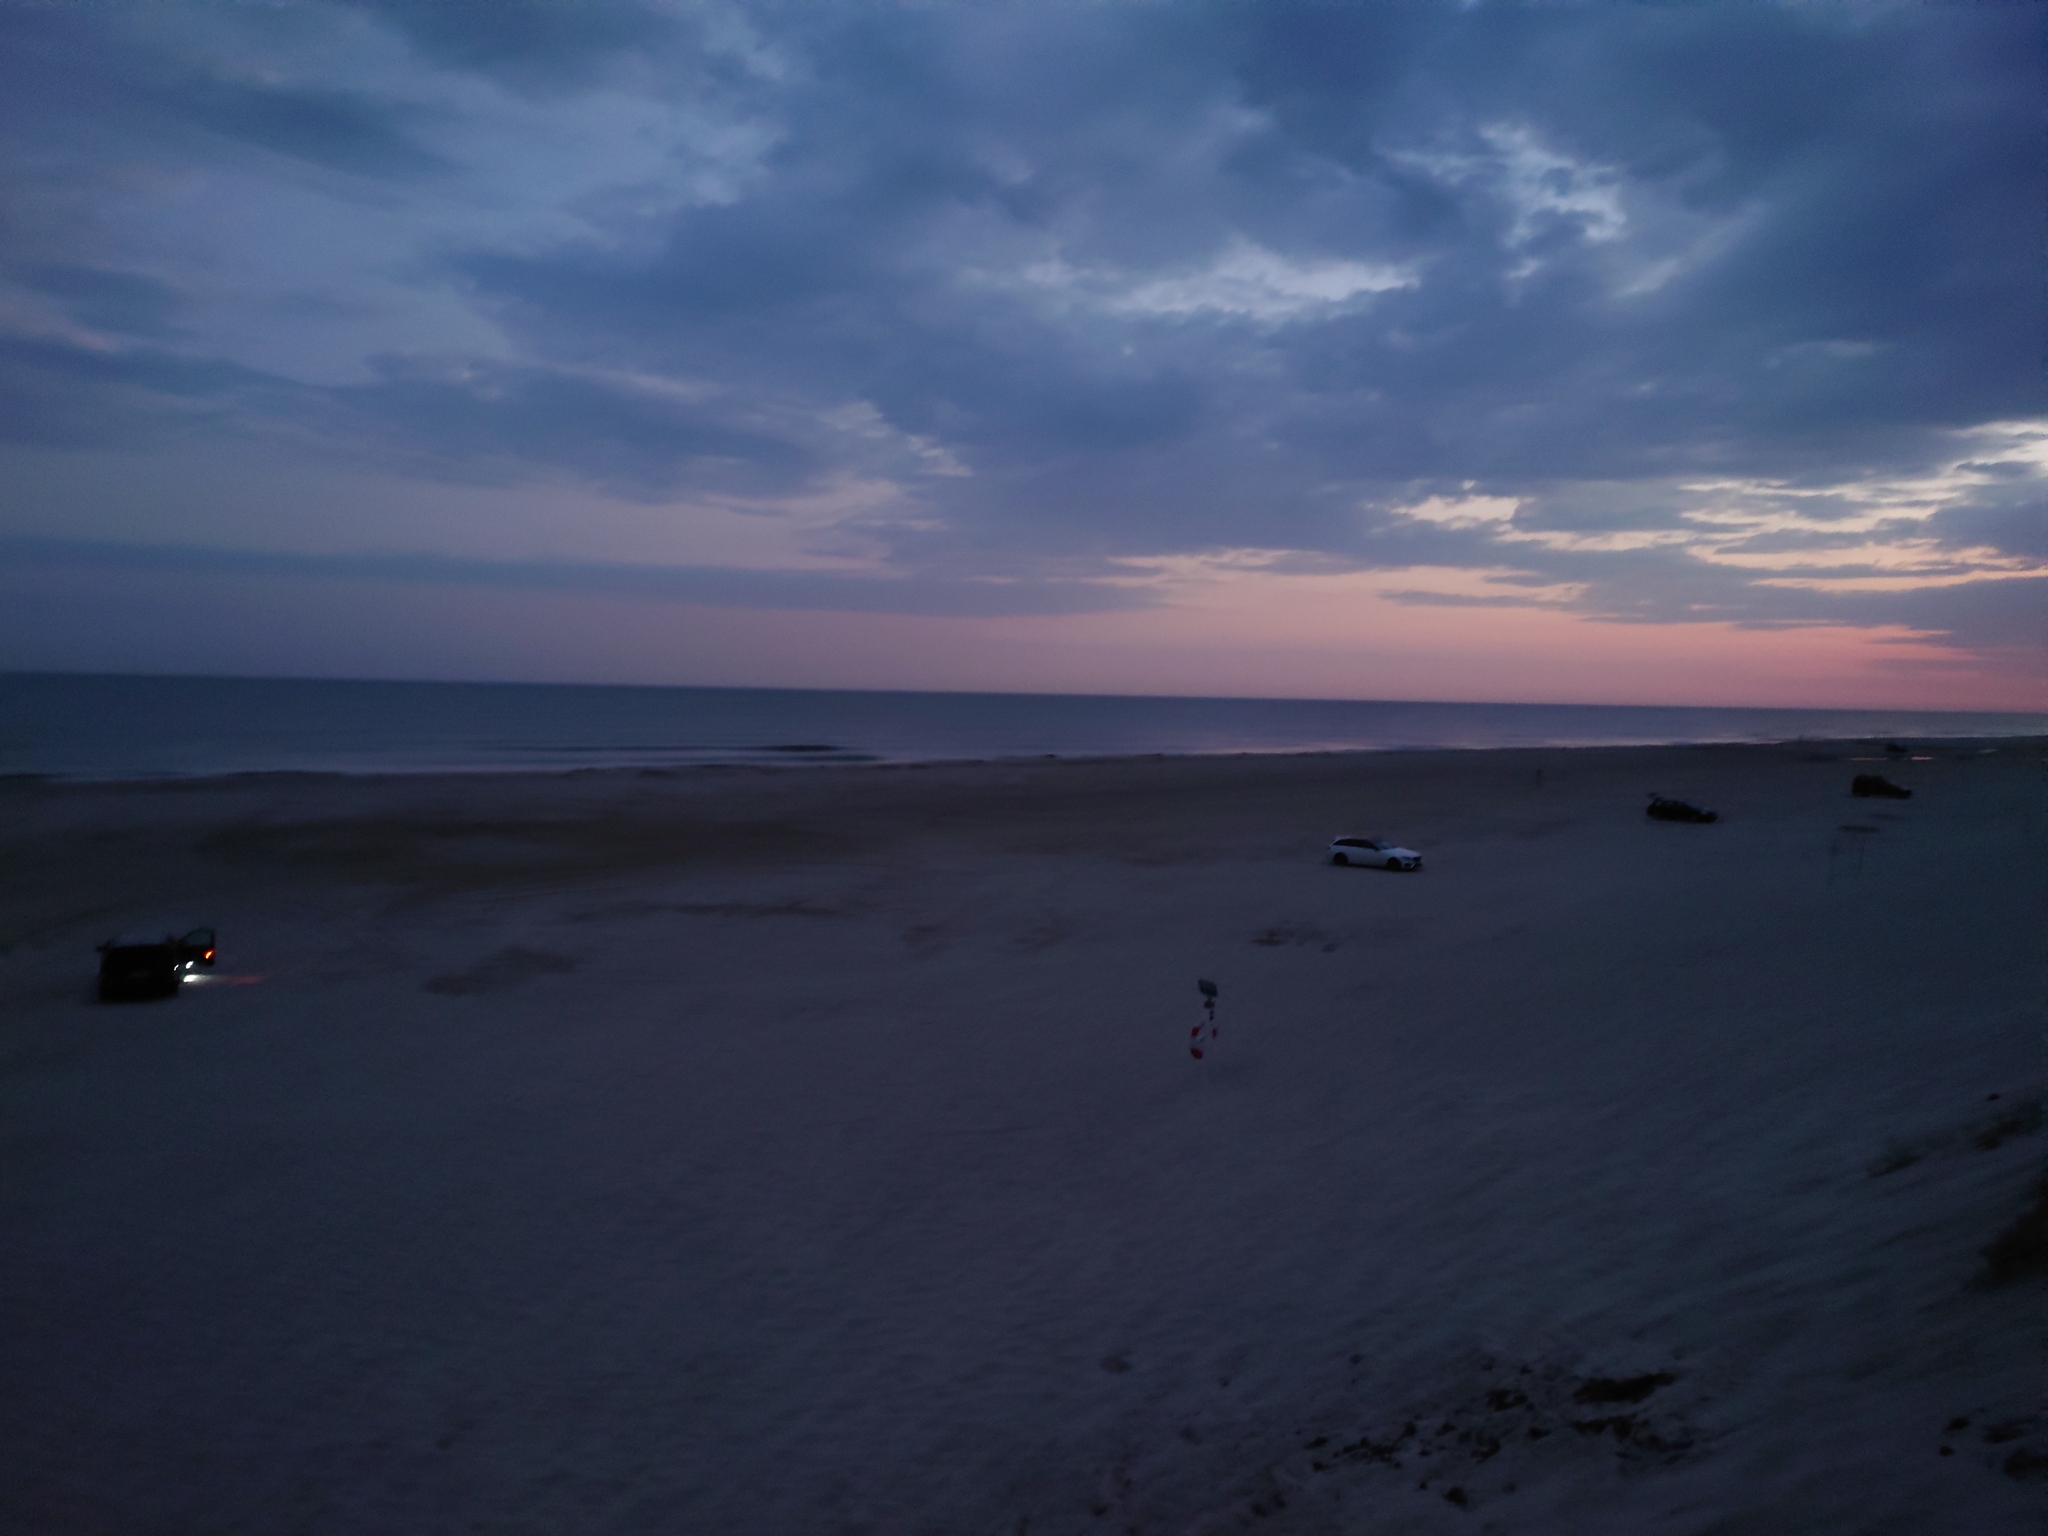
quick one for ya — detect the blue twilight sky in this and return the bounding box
[0,0,2041,707]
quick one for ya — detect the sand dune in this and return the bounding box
[1,740,2041,1533]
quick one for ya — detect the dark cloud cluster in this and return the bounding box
[0,531,1122,618]
[0,0,2038,671]
[346,0,680,83]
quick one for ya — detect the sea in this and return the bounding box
[2,671,2041,781]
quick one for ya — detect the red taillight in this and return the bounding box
[204,950,214,961]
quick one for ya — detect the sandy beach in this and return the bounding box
[1,739,2041,1534]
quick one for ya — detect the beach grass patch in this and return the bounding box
[1976,1180,2048,1288]
[1869,1094,2043,1176]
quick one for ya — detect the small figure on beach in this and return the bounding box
[1192,978,1219,1059]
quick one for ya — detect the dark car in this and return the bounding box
[96,927,215,1002]
[97,938,182,1001]
[1851,774,1912,799]
[1646,794,1717,824]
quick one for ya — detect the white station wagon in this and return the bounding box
[1328,837,1422,871]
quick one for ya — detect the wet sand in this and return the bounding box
[1,739,2041,1534]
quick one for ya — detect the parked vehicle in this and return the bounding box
[97,937,181,1002]
[1851,774,1912,799]
[96,927,216,1002]
[1646,795,1717,824]
[1329,836,1423,871]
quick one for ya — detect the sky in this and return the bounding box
[0,0,2041,710]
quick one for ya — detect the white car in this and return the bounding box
[1329,836,1422,871]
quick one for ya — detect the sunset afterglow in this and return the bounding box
[1,3,2038,707]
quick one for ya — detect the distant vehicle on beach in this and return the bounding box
[1646,795,1717,824]
[96,927,215,1002]
[1329,837,1422,871]
[1851,774,1912,799]
[97,937,180,1001]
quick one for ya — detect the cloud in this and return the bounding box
[1022,237,1418,323]
[1386,122,1627,253]
[0,0,2038,696]
[1390,493,1523,529]
[347,0,681,85]
[0,334,274,449]
[161,74,451,178]
[0,534,1136,619]
[15,265,183,338]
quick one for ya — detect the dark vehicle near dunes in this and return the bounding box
[97,938,181,1001]
[1646,794,1717,824]
[96,927,215,1002]
[1851,774,1912,799]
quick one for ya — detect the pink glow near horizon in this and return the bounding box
[895,591,2035,713]
[5,560,2039,712]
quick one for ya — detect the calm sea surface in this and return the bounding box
[2,672,2041,781]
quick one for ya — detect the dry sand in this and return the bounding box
[1,740,2041,1534]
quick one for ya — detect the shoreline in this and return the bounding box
[9,672,2041,786]
[4,729,2039,791]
